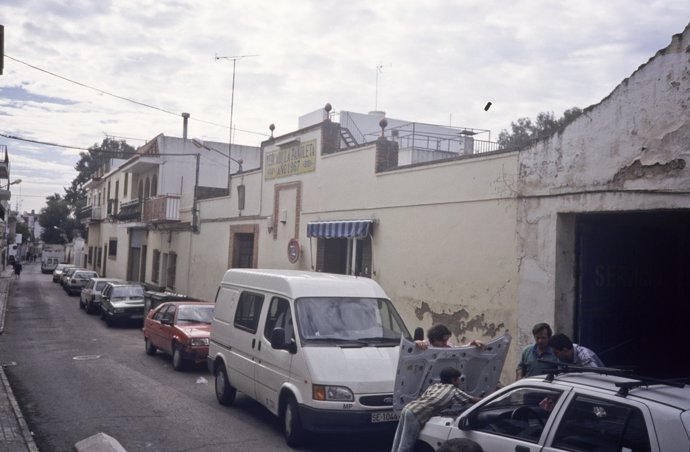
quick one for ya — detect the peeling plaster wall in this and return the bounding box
[515,24,690,353]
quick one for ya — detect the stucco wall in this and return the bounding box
[515,24,690,351]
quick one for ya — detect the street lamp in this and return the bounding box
[9,178,21,212]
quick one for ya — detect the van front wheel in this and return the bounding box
[282,395,305,447]
[214,365,236,406]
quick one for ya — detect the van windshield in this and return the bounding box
[295,297,410,346]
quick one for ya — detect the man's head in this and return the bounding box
[439,367,462,386]
[548,333,574,363]
[427,324,452,347]
[532,322,552,351]
[437,438,484,452]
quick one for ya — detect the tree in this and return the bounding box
[497,107,583,150]
[15,221,30,244]
[38,194,73,244]
[65,137,136,219]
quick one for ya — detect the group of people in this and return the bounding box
[516,322,604,379]
[391,322,604,452]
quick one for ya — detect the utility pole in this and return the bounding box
[215,54,257,192]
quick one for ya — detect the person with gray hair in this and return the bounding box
[391,367,480,452]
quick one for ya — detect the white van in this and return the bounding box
[207,269,411,447]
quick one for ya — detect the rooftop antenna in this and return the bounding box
[215,53,258,191]
[375,63,391,111]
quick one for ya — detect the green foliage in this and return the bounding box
[65,137,136,218]
[497,107,583,150]
[38,194,72,244]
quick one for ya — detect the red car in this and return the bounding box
[142,301,214,371]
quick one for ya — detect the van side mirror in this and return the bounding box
[270,327,297,354]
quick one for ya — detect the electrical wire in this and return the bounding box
[3,54,270,138]
[0,132,89,150]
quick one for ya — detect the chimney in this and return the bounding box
[182,112,190,139]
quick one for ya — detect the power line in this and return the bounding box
[0,132,89,150]
[3,54,270,138]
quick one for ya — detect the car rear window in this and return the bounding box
[112,286,144,299]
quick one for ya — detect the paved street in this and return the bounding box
[0,263,394,451]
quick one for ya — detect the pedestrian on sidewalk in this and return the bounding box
[13,260,22,280]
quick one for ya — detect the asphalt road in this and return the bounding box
[0,263,394,452]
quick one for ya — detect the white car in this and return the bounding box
[412,365,690,451]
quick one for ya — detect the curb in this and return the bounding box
[0,366,40,452]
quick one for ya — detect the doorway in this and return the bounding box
[576,211,690,378]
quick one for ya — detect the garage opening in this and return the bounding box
[576,211,690,378]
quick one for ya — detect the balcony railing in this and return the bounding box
[142,195,180,223]
[80,204,107,221]
[117,199,142,222]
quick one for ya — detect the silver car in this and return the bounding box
[80,278,121,313]
[413,362,690,451]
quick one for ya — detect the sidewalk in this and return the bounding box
[0,267,40,452]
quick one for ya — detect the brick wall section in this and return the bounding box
[321,121,342,155]
[375,137,399,172]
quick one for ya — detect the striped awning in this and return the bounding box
[306,220,373,239]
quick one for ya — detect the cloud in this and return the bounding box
[0,85,79,105]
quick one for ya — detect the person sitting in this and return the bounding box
[391,367,480,452]
[549,333,604,367]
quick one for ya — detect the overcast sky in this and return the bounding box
[1,1,689,214]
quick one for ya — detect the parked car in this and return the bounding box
[65,270,99,296]
[143,290,199,319]
[52,264,77,283]
[412,362,690,451]
[80,278,121,313]
[208,269,414,447]
[142,301,214,371]
[100,282,146,326]
[61,267,85,289]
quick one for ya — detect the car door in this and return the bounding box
[157,304,177,354]
[541,390,659,452]
[149,305,174,352]
[254,296,294,414]
[445,384,568,452]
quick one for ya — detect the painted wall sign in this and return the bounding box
[264,139,317,180]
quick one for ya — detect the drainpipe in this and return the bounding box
[192,153,200,233]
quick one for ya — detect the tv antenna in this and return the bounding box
[375,63,391,111]
[215,53,258,191]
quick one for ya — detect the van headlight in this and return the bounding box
[312,384,354,402]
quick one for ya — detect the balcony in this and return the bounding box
[142,195,180,223]
[117,199,142,222]
[80,205,107,222]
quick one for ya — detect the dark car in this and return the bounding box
[100,282,146,327]
[143,301,214,371]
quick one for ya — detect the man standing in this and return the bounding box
[516,322,558,379]
[391,367,480,452]
[549,333,604,367]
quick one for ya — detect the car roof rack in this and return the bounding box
[538,361,686,397]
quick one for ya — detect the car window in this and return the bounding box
[153,305,169,321]
[163,305,176,323]
[263,297,293,341]
[177,305,213,324]
[112,286,145,299]
[470,386,563,443]
[552,395,651,452]
[234,291,264,334]
[95,281,107,291]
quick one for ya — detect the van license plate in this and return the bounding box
[371,411,399,423]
